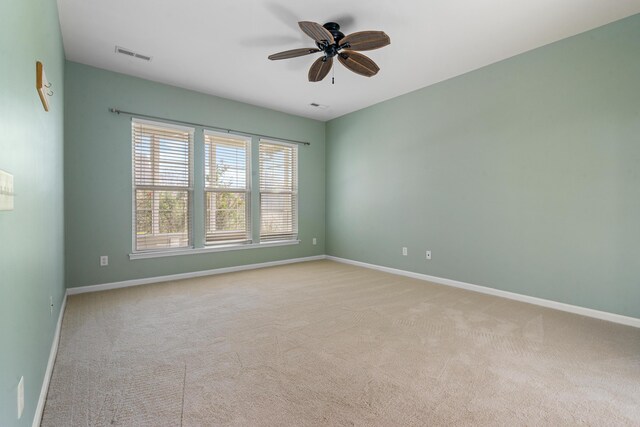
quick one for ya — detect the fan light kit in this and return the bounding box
[269,21,390,83]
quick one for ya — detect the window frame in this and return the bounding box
[127,122,303,260]
[203,130,252,246]
[131,118,194,253]
[259,139,299,243]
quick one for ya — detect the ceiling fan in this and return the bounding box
[268,21,390,82]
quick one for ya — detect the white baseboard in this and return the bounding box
[67,255,327,295]
[33,293,67,427]
[326,256,640,329]
[32,255,325,425]
[29,253,638,426]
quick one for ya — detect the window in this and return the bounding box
[259,140,298,241]
[204,131,251,245]
[132,119,193,251]
[130,117,302,258]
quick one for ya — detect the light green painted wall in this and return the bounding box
[64,62,325,288]
[0,0,65,425]
[326,14,640,318]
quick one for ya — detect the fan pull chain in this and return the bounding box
[332,66,335,85]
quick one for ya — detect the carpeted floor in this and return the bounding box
[41,260,640,426]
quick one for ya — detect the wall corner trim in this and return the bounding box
[326,256,640,329]
[67,255,327,295]
[33,294,67,427]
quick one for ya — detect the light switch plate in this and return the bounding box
[17,376,24,419]
[0,170,14,211]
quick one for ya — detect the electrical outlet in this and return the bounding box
[312,237,317,245]
[100,255,108,266]
[17,376,24,419]
[402,247,408,256]
[426,250,432,260]
[50,296,53,316]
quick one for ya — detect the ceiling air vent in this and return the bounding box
[115,46,152,62]
[309,103,328,109]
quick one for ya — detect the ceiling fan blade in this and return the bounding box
[308,56,333,82]
[298,21,334,44]
[338,51,380,77]
[340,31,390,51]
[268,48,320,60]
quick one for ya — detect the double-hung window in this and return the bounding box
[132,119,193,251]
[204,131,251,245]
[259,140,298,242]
[131,119,300,255]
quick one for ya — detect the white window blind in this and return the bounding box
[132,119,193,251]
[204,131,251,245]
[259,140,298,241]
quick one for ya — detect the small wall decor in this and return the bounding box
[0,170,14,211]
[36,61,52,111]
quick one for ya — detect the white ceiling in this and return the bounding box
[57,0,640,121]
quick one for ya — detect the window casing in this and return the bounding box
[130,118,301,258]
[259,140,298,242]
[204,131,251,245]
[132,119,193,251]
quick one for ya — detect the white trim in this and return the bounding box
[68,255,326,295]
[129,239,300,260]
[258,137,298,148]
[132,116,195,133]
[204,128,252,141]
[326,256,640,329]
[203,131,252,247]
[33,293,67,427]
[29,254,639,427]
[131,118,195,252]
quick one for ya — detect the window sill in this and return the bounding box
[129,239,301,260]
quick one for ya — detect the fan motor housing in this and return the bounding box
[323,22,345,42]
[318,22,345,58]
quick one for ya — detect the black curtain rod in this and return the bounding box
[109,108,311,146]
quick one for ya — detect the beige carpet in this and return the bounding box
[41,260,640,426]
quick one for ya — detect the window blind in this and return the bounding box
[259,140,298,241]
[132,119,193,251]
[204,132,251,245]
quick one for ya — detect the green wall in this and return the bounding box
[1,6,636,426]
[0,0,66,425]
[64,62,325,288]
[326,14,640,319]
